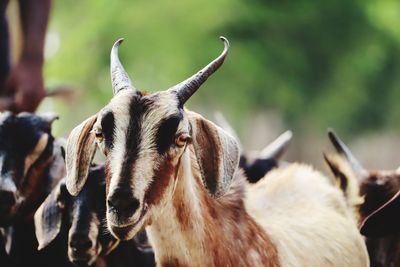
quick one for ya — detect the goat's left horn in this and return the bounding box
[110,38,137,95]
[169,37,229,105]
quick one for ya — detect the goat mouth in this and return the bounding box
[109,206,148,240]
[71,260,92,267]
[70,251,98,267]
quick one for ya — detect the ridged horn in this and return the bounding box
[169,37,229,105]
[110,38,136,95]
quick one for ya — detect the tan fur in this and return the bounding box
[66,91,368,266]
[146,149,280,267]
[23,134,49,177]
[324,154,364,223]
[245,164,369,267]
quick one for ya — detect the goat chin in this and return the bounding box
[108,210,149,241]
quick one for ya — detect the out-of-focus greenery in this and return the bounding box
[43,0,400,140]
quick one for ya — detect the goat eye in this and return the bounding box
[175,133,191,148]
[92,128,103,140]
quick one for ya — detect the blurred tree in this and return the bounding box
[42,0,400,140]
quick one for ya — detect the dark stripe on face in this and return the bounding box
[155,112,182,154]
[101,111,115,150]
[119,95,152,184]
[144,157,174,206]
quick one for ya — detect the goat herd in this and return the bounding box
[0,37,398,267]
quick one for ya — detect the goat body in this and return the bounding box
[246,164,368,267]
[146,148,279,267]
[146,151,368,266]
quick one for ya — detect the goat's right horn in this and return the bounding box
[110,38,137,95]
[168,37,229,105]
[328,129,367,179]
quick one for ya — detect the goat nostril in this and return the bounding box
[108,188,140,216]
[70,238,93,252]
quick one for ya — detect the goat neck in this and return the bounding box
[146,147,279,267]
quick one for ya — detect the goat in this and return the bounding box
[360,189,400,237]
[34,164,155,267]
[64,37,369,266]
[360,190,400,267]
[0,111,65,267]
[325,129,400,267]
[214,112,292,183]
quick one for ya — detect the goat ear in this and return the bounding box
[323,153,349,192]
[34,181,67,250]
[188,111,240,197]
[213,111,243,151]
[39,112,59,131]
[65,114,98,196]
[360,190,400,237]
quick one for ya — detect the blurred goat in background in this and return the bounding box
[325,130,400,267]
[0,111,65,267]
[214,112,292,183]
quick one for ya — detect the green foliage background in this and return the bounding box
[43,0,400,144]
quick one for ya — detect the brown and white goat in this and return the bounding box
[325,130,400,267]
[65,38,369,267]
[214,112,292,183]
[0,112,65,267]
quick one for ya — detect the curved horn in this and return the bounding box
[110,38,136,95]
[169,37,229,105]
[328,129,367,179]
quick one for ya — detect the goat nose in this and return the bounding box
[107,187,140,216]
[70,234,93,252]
[0,190,15,209]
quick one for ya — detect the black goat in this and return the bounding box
[0,111,65,267]
[35,165,155,267]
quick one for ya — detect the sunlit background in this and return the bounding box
[8,0,400,171]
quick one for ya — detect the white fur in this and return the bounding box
[104,90,132,195]
[146,151,206,265]
[0,155,16,193]
[245,164,369,267]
